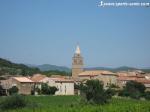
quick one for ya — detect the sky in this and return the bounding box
[0,0,150,68]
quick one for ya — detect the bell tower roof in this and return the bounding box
[75,45,81,54]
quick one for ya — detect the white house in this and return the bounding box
[40,77,74,95]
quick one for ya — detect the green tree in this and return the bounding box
[41,83,58,95]
[9,86,18,95]
[119,81,146,99]
[80,80,112,104]
[144,91,150,100]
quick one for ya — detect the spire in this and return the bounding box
[75,45,81,54]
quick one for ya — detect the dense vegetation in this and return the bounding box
[42,70,71,76]
[79,80,113,104]
[0,94,27,110]
[0,95,150,112]
[119,81,150,100]
[40,83,58,95]
[0,58,40,76]
[0,58,70,77]
[8,86,19,95]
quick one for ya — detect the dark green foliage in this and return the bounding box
[119,81,146,99]
[0,58,70,76]
[41,83,58,95]
[0,58,40,76]
[144,91,150,100]
[8,86,18,95]
[80,80,113,104]
[42,70,71,76]
[105,88,116,99]
[49,86,58,95]
[126,81,145,93]
[0,85,6,96]
[0,94,27,110]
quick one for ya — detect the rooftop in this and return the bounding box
[78,70,116,77]
[13,77,34,83]
[30,74,46,82]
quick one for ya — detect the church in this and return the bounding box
[72,45,117,88]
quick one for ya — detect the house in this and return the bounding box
[0,79,12,95]
[10,77,35,95]
[30,74,46,82]
[40,77,74,95]
[78,70,117,88]
[117,74,150,91]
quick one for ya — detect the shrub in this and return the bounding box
[49,86,58,95]
[80,80,112,104]
[0,94,27,110]
[41,83,50,95]
[105,88,116,99]
[0,85,6,96]
[119,81,146,99]
[8,86,18,95]
[41,83,58,95]
[144,91,150,100]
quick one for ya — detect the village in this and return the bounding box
[0,45,150,96]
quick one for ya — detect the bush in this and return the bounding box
[49,86,58,95]
[0,94,27,110]
[119,81,146,99]
[0,85,6,96]
[8,86,18,95]
[105,88,116,99]
[41,83,50,95]
[144,91,150,100]
[41,83,58,95]
[80,80,113,104]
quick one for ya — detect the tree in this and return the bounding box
[80,80,113,104]
[8,86,18,95]
[41,83,58,95]
[49,86,58,95]
[0,94,27,110]
[119,81,146,99]
[144,91,150,100]
[0,85,6,96]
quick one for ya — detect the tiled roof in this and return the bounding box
[49,78,74,83]
[136,78,150,84]
[78,70,115,76]
[31,74,46,82]
[117,76,137,81]
[117,76,150,84]
[13,77,34,83]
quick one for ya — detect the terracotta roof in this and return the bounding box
[50,75,66,78]
[49,78,74,83]
[31,74,46,82]
[117,76,137,81]
[117,76,150,84]
[136,78,150,84]
[12,77,34,83]
[78,70,115,77]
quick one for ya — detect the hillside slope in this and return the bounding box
[0,58,40,76]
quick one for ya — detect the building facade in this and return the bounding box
[78,70,117,88]
[40,77,74,95]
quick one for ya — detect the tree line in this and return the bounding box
[0,58,70,77]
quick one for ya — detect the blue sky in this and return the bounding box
[0,0,150,68]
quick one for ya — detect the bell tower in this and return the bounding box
[72,45,84,79]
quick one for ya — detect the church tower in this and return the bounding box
[72,45,84,79]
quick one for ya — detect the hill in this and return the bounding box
[0,58,70,77]
[0,58,40,76]
[36,64,71,72]
[85,66,150,73]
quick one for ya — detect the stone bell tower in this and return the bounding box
[72,45,84,79]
